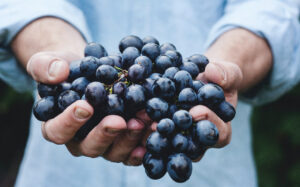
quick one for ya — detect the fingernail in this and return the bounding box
[49,60,63,78]
[74,107,91,119]
[210,63,226,82]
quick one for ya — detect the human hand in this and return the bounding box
[27,51,151,164]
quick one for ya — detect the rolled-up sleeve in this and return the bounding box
[0,0,91,92]
[204,0,300,105]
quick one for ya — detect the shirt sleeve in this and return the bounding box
[0,0,91,92]
[204,0,300,105]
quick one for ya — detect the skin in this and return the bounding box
[11,17,272,165]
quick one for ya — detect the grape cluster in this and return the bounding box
[33,35,236,182]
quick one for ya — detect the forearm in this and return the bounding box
[205,28,273,91]
[11,17,86,67]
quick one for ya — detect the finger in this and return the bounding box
[204,61,243,91]
[103,118,145,162]
[141,124,155,147]
[27,51,81,84]
[136,109,152,126]
[124,146,146,166]
[189,105,232,148]
[41,100,93,144]
[77,115,127,158]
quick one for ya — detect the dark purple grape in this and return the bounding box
[173,70,193,93]
[192,80,204,92]
[141,43,160,62]
[56,82,72,94]
[107,94,124,115]
[124,84,146,112]
[142,78,155,99]
[33,96,57,121]
[169,104,178,117]
[178,88,198,110]
[99,56,115,66]
[142,36,159,45]
[122,47,140,69]
[96,65,118,84]
[187,54,209,72]
[146,131,169,155]
[163,67,179,80]
[167,153,192,183]
[214,101,236,122]
[155,55,173,73]
[160,43,176,55]
[157,118,175,136]
[152,78,176,101]
[112,82,127,98]
[180,62,200,79]
[119,35,143,53]
[172,133,189,153]
[128,64,146,83]
[37,83,56,98]
[186,136,205,160]
[165,50,182,67]
[193,120,219,146]
[108,54,122,68]
[198,83,225,107]
[84,42,107,58]
[134,56,153,76]
[85,82,107,108]
[71,77,90,96]
[172,110,192,130]
[143,152,166,180]
[80,56,101,78]
[68,60,81,81]
[57,90,80,111]
[146,97,169,121]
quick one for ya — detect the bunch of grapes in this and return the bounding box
[33,35,235,182]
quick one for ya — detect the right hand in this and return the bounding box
[27,51,150,165]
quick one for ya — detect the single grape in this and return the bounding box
[98,56,115,66]
[108,54,123,68]
[198,83,225,107]
[143,152,166,180]
[107,94,124,115]
[124,84,146,112]
[85,82,107,108]
[214,101,236,122]
[185,136,205,160]
[187,54,209,72]
[172,133,189,153]
[168,104,178,117]
[112,82,127,98]
[160,43,176,55]
[172,110,192,130]
[152,78,176,101]
[71,77,90,96]
[193,120,219,146]
[141,43,160,62]
[142,36,159,45]
[173,70,193,93]
[167,153,192,183]
[33,96,57,121]
[192,80,204,92]
[146,131,169,155]
[134,55,153,76]
[80,56,101,78]
[157,118,175,136]
[119,35,143,53]
[96,65,118,84]
[37,83,56,98]
[146,97,169,121]
[57,90,80,111]
[155,55,173,73]
[180,62,200,79]
[165,50,182,67]
[163,67,179,80]
[68,60,81,81]
[128,64,146,83]
[122,47,140,69]
[142,78,155,99]
[55,82,72,94]
[84,42,107,58]
[178,88,198,110]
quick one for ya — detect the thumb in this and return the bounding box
[203,61,243,91]
[27,51,80,84]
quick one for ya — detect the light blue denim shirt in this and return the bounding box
[0,0,300,187]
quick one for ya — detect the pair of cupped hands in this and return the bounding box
[27,51,242,166]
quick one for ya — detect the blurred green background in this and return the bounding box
[0,80,299,187]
